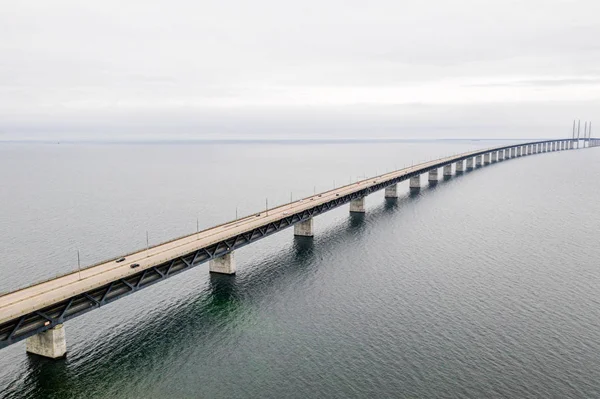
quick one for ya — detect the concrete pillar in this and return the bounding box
[527,145,531,155]
[26,324,67,358]
[466,157,474,170]
[484,153,491,165]
[409,175,420,191]
[384,183,398,198]
[428,168,438,183]
[552,142,556,151]
[510,148,515,157]
[535,144,539,153]
[455,160,464,173]
[209,252,236,274]
[476,155,483,167]
[518,146,523,156]
[570,141,574,149]
[491,151,498,162]
[294,218,313,237]
[498,150,504,161]
[350,197,365,213]
[443,164,452,177]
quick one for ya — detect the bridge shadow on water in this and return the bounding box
[16,166,487,399]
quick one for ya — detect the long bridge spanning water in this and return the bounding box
[1,137,597,359]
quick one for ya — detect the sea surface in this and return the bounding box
[1,139,599,399]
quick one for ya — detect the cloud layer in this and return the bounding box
[1,0,599,139]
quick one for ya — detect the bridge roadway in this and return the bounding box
[0,138,594,357]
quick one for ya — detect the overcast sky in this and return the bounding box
[1,0,598,140]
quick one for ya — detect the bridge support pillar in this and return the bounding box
[350,197,366,213]
[570,141,574,149]
[484,153,491,165]
[409,175,420,191]
[491,152,498,162]
[455,160,464,173]
[443,164,452,177]
[209,252,236,274]
[527,145,531,155]
[552,142,556,151]
[466,158,474,170]
[476,155,483,167]
[26,324,67,359]
[428,168,438,183]
[498,150,504,161]
[518,146,523,156]
[384,184,398,198]
[561,141,565,150]
[294,218,313,237]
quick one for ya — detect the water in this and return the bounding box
[1,140,600,398]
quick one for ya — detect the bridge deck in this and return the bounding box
[0,139,584,347]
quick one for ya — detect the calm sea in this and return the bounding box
[1,140,599,399]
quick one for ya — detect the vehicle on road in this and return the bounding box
[130,263,140,269]
[116,257,126,263]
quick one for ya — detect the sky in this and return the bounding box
[1,0,598,140]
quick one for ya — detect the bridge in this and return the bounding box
[1,137,597,358]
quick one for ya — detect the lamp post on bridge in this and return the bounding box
[77,250,81,280]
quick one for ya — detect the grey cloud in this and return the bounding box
[467,77,600,87]
[1,0,599,138]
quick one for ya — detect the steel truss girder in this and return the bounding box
[0,139,577,349]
